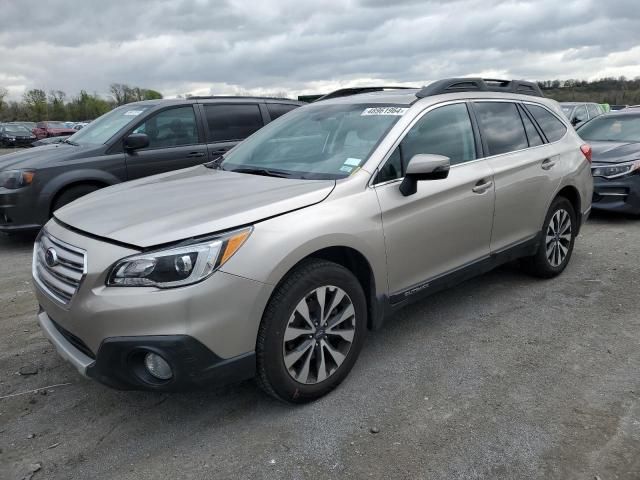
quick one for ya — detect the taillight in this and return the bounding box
[580,144,592,163]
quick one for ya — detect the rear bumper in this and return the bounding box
[592,174,640,214]
[38,308,256,391]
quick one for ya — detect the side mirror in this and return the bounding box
[124,133,150,150]
[571,117,581,126]
[399,154,450,196]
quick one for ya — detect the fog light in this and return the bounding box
[144,352,173,380]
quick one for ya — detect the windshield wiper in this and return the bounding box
[62,138,79,146]
[230,167,293,178]
[204,155,224,169]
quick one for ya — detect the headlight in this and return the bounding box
[0,170,35,189]
[107,227,252,288]
[592,160,640,179]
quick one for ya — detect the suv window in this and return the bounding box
[133,106,199,149]
[474,102,528,155]
[587,104,601,119]
[518,105,544,147]
[204,104,264,142]
[574,105,588,124]
[267,103,298,121]
[376,103,476,183]
[524,105,567,142]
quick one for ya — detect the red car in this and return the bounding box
[33,121,77,139]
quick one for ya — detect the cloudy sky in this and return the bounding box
[1,0,639,100]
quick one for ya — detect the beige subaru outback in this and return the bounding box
[33,78,593,403]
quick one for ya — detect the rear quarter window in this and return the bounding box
[524,104,568,143]
[267,103,299,121]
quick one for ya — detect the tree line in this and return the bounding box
[0,83,162,122]
[2,77,639,123]
[538,77,640,105]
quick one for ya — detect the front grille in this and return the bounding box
[33,230,86,305]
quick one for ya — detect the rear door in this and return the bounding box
[200,103,266,161]
[473,101,562,252]
[374,102,495,296]
[125,105,207,180]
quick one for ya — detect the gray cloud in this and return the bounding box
[1,0,639,100]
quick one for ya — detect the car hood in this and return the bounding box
[54,166,336,248]
[588,140,640,164]
[0,143,101,170]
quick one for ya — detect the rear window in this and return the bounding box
[474,102,528,156]
[204,104,264,142]
[267,103,299,121]
[525,105,568,142]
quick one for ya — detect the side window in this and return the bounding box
[401,103,476,165]
[132,106,199,149]
[267,103,298,121]
[574,105,588,124]
[518,105,544,147]
[204,104,264,142]
[587,104,600,119]
[524,105,568,143]
[374,103,476,183]
[474,102,528,155]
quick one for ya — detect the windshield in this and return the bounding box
[67,105,152,145]
[4,125,31,135]
[578,115,640,142]
[220,103,406,179]
[560,105,574,117]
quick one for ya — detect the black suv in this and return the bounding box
[0,97,301,232]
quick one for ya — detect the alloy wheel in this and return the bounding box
[282,285,356,385]
[546,208,572,267]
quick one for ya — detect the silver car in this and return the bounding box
[33,78,593,403]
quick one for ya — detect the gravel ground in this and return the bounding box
[0,213,639,480]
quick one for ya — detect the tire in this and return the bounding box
[52,184,101,213]
[256,259,367,403]
[522,196,576,278]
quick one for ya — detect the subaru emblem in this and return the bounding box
[45,248,58,268]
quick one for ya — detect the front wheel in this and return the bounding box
[522,196,576,278]
[256,259,367,403]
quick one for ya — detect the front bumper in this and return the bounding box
[0,188,43,232]
[592,174,640,214]
[38,309,255,390]
[34,220,273,391]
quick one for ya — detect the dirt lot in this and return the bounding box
[1,211,639,479]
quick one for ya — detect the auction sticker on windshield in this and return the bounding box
[361,107,408,116]
[124,110,144,116]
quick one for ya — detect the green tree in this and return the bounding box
[49,90,67,120]
[23,89,48,120]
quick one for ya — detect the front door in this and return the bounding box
[125,105,207,180]
[374,102,495,297]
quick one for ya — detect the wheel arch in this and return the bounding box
[554,184,583,232]
[41,170,122,217]
[267,245,385,331]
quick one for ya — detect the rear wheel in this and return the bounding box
[522,196,576,278]
[52,184,101,213]
[256,259,367,403]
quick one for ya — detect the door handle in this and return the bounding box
[541,158,556,170]
[210,148,230,154]
[186,152,206,158]
[472,179,493,194]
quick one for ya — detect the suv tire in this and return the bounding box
[522,196,576,278]
[52,185,101,213]
[256,259,367,403]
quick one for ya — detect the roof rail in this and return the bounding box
[415,78,544,98]
[315,86,416,102]
[186,95,296,101]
